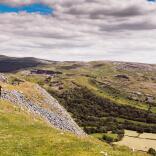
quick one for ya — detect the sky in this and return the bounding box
[0,3,53,14]
[0,0,156,64]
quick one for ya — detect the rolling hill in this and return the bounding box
[11,60,156,135]
[0,75,147,156]
[0,56,156,154]
[0,55,51,72]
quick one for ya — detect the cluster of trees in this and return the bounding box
[83,117,156,134]
[48,86,156,134]
[123,120,156,133]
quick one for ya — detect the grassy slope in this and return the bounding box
[16,61,156,112]
[73,76,150,111]
[10,61,156,134]
[0,100,148,156]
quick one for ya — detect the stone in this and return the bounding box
[146,96,154,104]
[115,74,129,80]
[31,69,62,76]
[0,73,7,82]
[1,85,86,136]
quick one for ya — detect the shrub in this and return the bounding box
[148,148,156,156]
[112,129,124,135]
[137,128,144,134]
[102,135,114,143]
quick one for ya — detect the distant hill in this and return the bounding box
[0,55,49,72]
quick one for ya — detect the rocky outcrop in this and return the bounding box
[0,73,7,82]
[115,74,130,80]
[128,91,155,104]
[115,62,156,72]
[31,69,62,76]
[1,86,86,136]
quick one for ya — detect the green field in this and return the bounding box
[115,130,156,152]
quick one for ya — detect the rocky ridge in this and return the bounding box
[1,84,85,136]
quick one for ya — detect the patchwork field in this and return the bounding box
[115,130,156,152]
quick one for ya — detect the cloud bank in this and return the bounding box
[0,0,156,63]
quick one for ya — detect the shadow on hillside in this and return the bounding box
[0,55,44,72]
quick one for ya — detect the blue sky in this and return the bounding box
[0,3,53,14]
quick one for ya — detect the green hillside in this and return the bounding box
[13,61,156,135]
[2,59,156,154]
[0,100,147,156]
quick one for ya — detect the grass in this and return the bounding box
[11,63,156,114]
[73,76,150,111]
[0,99,148,156]
[2,61,155,154]
[12,72,155,114]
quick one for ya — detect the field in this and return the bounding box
[115,130,156,152]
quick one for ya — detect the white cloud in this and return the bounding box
[0,0,156,63]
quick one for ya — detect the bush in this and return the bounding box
[137,128,144,134]
[112,129,124,135]
[102,135,114,143]
[148,148,156,156]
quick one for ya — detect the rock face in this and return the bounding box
[1,85,86,136]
